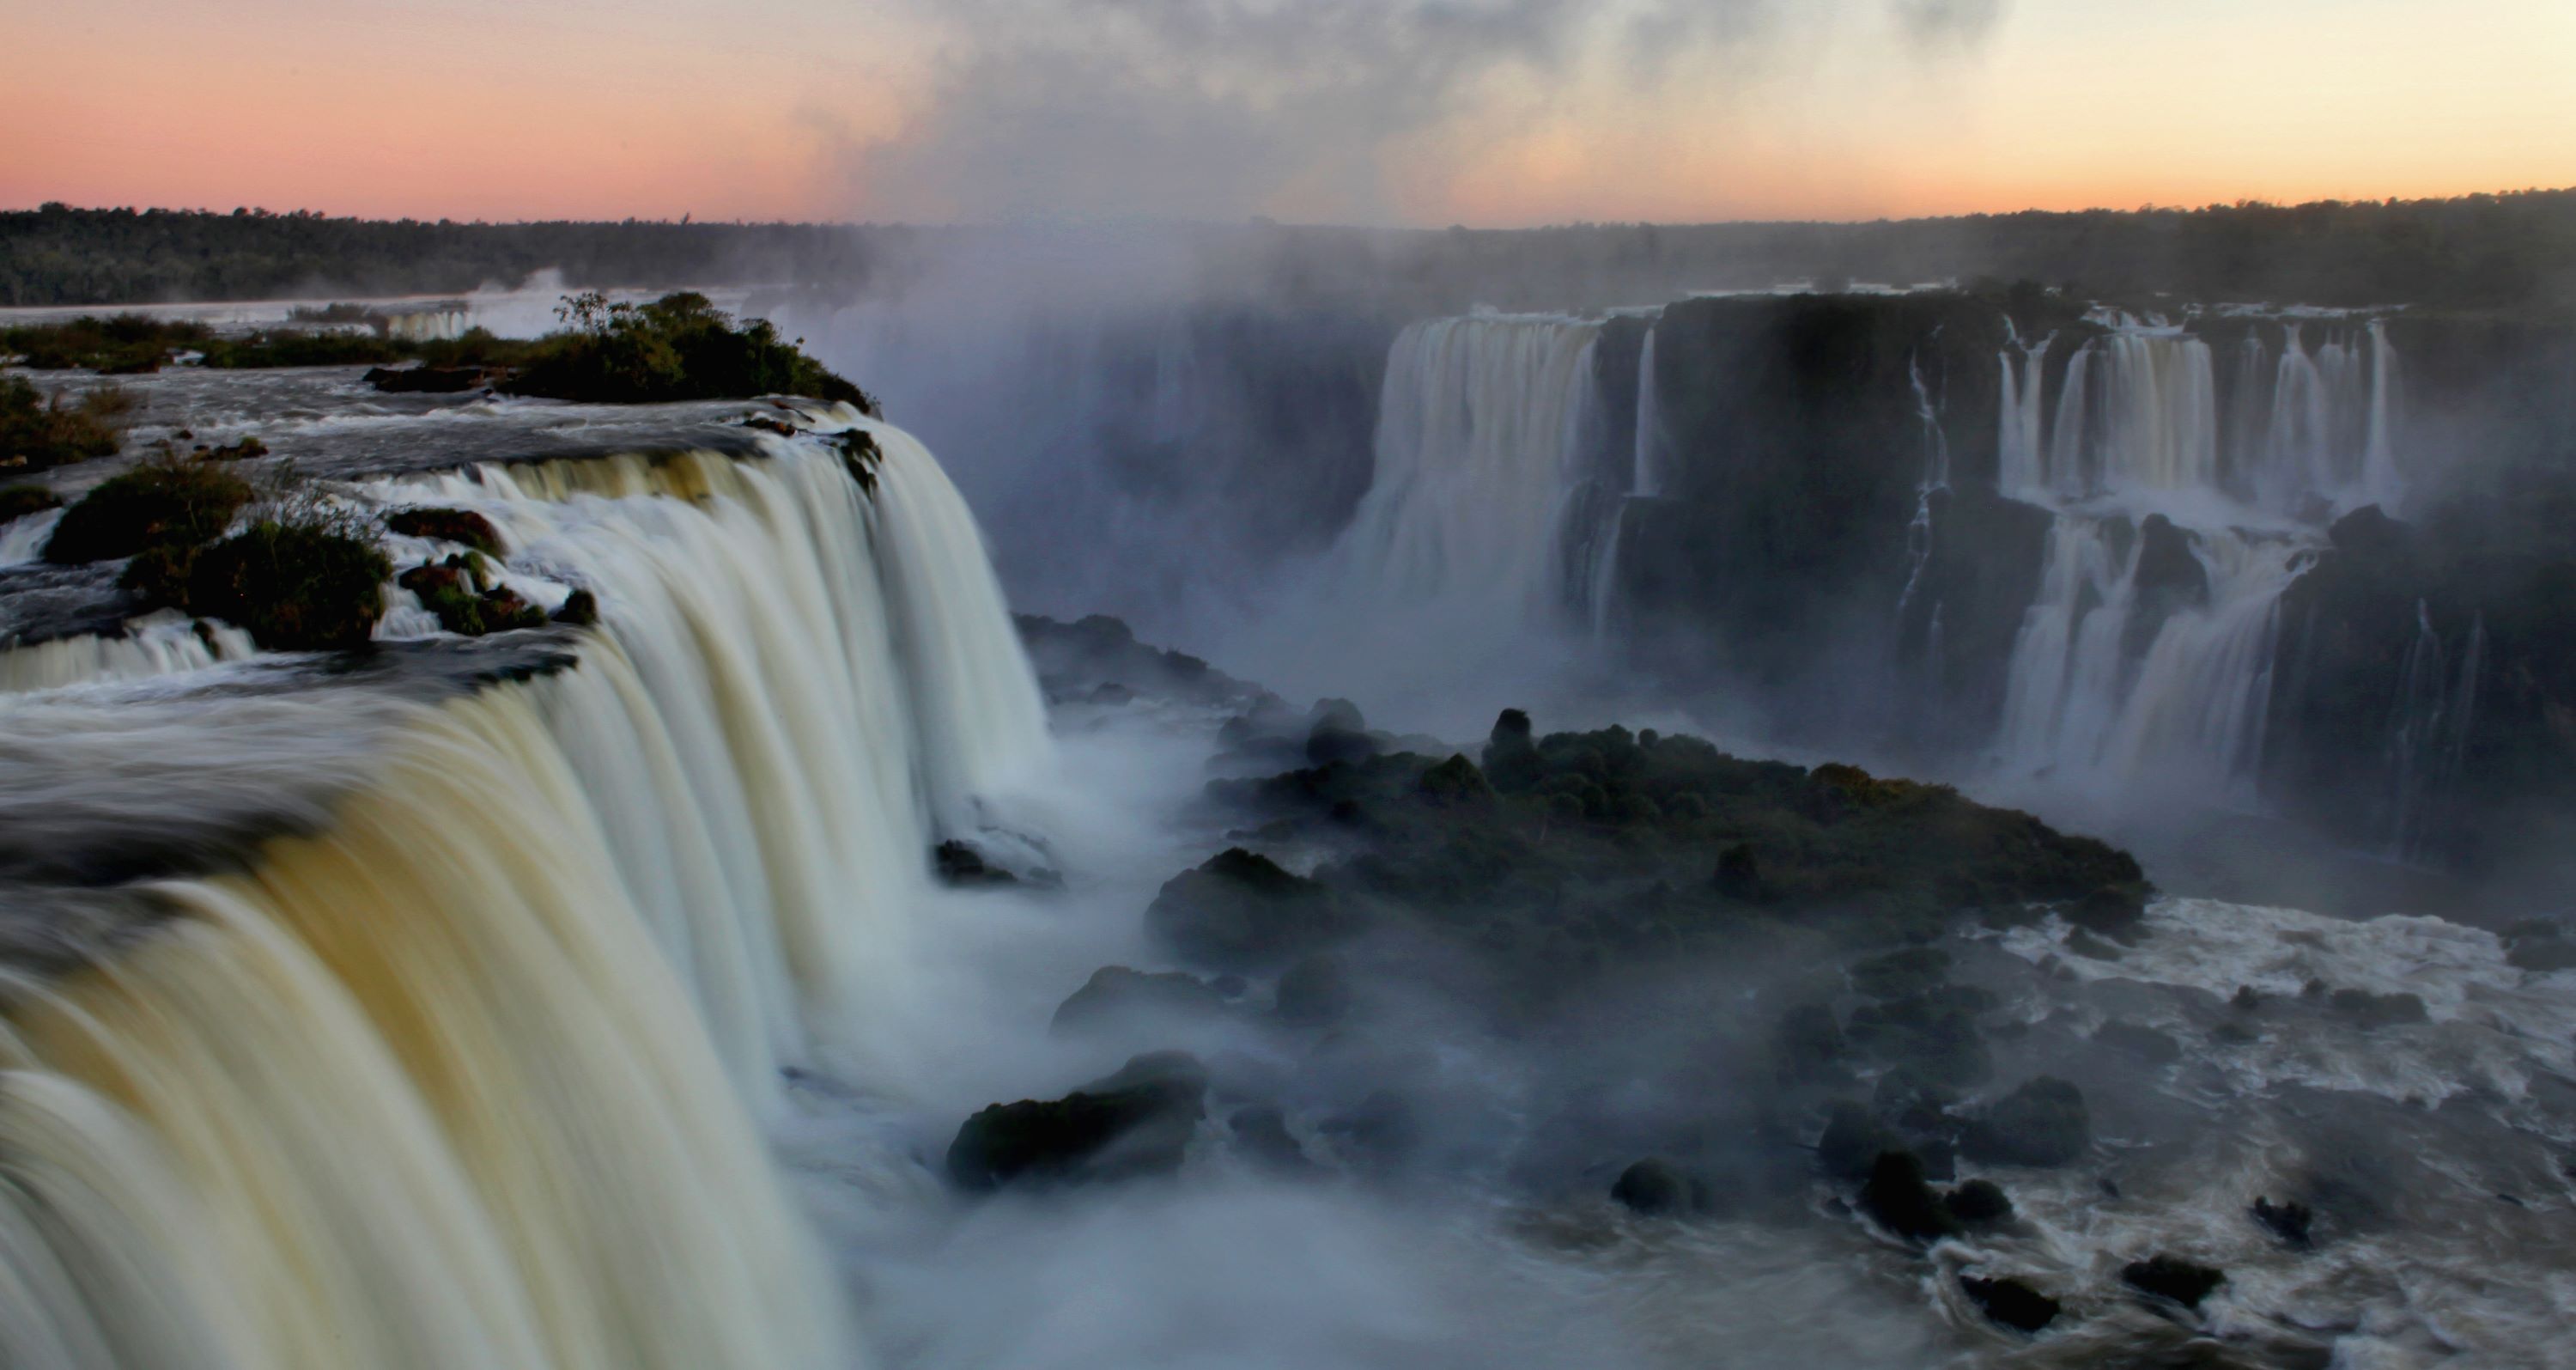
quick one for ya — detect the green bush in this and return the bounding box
[197,331,404,368]
[0,484,61,523]
[43,460,251,563]
[1,376,129,472]
[502,292,874,408]
[0,314,211,371]
[185,519,392,650]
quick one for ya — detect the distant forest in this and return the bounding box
[4,190,2572,313]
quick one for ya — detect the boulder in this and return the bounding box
[384,507,504,557]
[1050,966,1226,1035]
[1145,848,1357,972]
[945,1051,1209,1191]
[1945,1178,2014,1228]
[2121,1254,2225,1310]
[933,839,1018,887]
[1961,1077,2090,1168]
[364,364,505,394]
[1859,1150,1959,1242]
[1960,1276,2060,1333]
[1612,1158,1713,1217]
[2251,1196,2313,1248]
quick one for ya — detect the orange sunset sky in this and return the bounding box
[3,0,2571,226]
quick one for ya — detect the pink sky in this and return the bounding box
[4,0,2570,225]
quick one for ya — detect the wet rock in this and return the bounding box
[1961,1077,2090,1168]
[384,507,504,557]
[1612,1158,1714,1217]
[2121,1254,2226,1310]
[933,839,1018,887]
[2251,1196,2313,1248]
[1050,966,1225,1034]
[1945,1178,2014,1228]
[2063,883,2150,942]
[1859,1150,1959,1242]
[946,1051,1210,1191]
[1273,952,1354,1028]
[1146,848,1358,972]
[550,588,598,627]
[1960,1275,2060,1332]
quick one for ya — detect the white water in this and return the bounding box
[0,410,1055,1368]
[1990,315,2404,800]
[1326,314,1606,629]
[1631,326,1663,500]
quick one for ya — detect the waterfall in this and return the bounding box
[2380,603,2482,859]
[0,411,1053,1368]
[1631,326,1663,500]
[1325,314,1606,629]
[1990,311,2408,801]
[1896,352,1951,624]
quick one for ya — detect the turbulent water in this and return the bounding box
[0,295,2567,1370]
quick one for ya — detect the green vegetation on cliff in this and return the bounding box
[1,376,131,471]
[498,292,872,408]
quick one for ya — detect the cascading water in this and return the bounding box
[0,407,1054,1369]
[1326,314,1607,629]
[2379,602,2482,860]
[1992,314,2404,799]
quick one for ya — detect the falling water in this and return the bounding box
[2380,603,2482,860]
[0,409,1054,1368]
[1631,326,1663,500]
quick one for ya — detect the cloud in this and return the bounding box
[841,0,2007,223]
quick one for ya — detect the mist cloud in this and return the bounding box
[845,0,2011,224]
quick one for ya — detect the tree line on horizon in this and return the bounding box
[2,190,2570,313]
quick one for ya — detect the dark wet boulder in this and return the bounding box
[2326,989,2429,1027]
[550,588,599,627]
[933,839,1018,887]
[2063,883,2151,941]
[946,1051,1209,1192]
[1859,1150,1959,1242]
[1227,1105,1314,1173]
[1945,1178,2014,1228]
[1960,1276,2060,1333]
[1612,1158,1714,1217]
[1051,966,1226,1034]
[2121,1254,2225,1310]
[1273,952,1354,1028]
[1961,1077,2090,1168]
[385,507,505,557]
[1145,848,1358,972]
[364,364,506,394]
[1818,1100,1899,1180]
[2251,1196,2313,1248]
[399,557,546,636]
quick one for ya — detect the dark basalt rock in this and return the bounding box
[2121,1254,2226,1310]
[399,557,545,636]
[1050,965,1224,1034]
[550,588,598,627]
[2063,883,2151,941]
[1961,1276,2060,1333]
[1014,612,1270,709]
[365,364,507,394]
[1850,947,1951,1001]
[1961,1077,2090,1168]
[44,463,251,566]
[1945,1178,2014,1228]
[2126,514,2210,660]
[385,507,505,557]
[1612,1158,1714,1217]
[2326,989,2429,1027]
[1145,848,1357,973]
[2252,1196,2314,1248]
[1859,1149,1959,1242]
[946,1051,1209,1192]
[933,839,1018,887]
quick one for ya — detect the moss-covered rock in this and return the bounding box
[44,462,250,564]
[398,557,545,636]
[1145,848,1358,972]
[385,507,504,557]
[945,1052,1208,1192]
[184,520,392,651]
